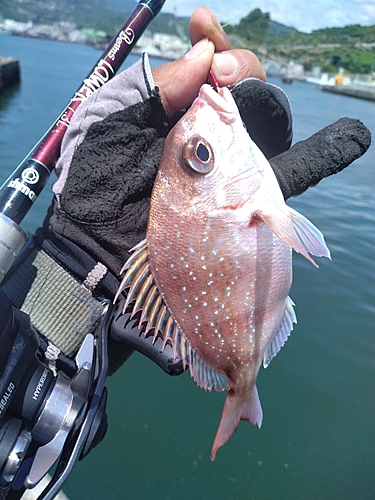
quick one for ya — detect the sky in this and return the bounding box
[164,0,375,33]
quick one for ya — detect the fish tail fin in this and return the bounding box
[260,205,331,267]
[210,385,263,461]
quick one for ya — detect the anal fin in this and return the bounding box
[189,349,229,393]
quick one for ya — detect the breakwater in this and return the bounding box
[0,57,20,91]
[321,83,375,101]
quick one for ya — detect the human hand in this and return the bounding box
[8,7,369,374]
[152,7,266,116]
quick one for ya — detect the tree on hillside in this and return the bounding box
[226,8,270,45]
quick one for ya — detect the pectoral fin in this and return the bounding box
[259,205,331,267]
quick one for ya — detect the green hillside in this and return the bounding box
[224,9,375,73]
[1,1,374,73]
[0,0,127,32]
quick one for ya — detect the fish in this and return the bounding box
[114,83,330,460]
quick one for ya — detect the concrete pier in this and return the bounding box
[321,84,375,102]
[0,57,20,92]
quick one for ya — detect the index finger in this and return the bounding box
[189,7,230,52]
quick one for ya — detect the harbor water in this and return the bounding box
[0,33,374,500]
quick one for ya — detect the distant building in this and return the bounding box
[136,32,190,59]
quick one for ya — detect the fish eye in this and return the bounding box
[196,142,210,162]
[182,135,215,175]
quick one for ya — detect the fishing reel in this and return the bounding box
[0,288,108,500]
[0,284,184,500]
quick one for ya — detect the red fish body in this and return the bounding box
[116,84,330,460]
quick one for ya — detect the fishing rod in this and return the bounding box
[0,4,170,499]
[0,0,166,283]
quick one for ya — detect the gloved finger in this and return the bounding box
[270,117,372,200]
[231,78,293,159]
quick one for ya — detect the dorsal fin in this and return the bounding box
[115,239,229,391]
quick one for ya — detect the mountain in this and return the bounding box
[0,0,128,31]
[1,2,373,73]
[105,0,138,12]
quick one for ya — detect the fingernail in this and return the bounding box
[185,37,210,60]
[212,53,238,77]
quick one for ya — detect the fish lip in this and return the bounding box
[198,84,237,124]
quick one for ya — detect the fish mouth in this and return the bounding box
[198,84,237,124]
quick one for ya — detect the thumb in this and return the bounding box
[152,38,214,116]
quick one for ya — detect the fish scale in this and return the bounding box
[115,83,330,460]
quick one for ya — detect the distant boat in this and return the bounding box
[282,74,293,84]
[0,56,20,91]
[306,72,351,87]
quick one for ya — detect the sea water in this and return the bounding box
[0,33,374,500]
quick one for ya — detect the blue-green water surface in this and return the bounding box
[0,33,374,500]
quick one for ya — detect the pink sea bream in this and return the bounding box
[115,83,331,460]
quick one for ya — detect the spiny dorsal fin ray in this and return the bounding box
[145,294,163,333]
[139,284,158,327]
[116,239,188,366]
[116,239,230,392]
[132,273,154,318]
[263,295,297,368]
[114,239,149,303]
[122,261,151,312]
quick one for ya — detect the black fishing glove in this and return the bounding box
[3,56,371,376]
[47,73,371,279]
